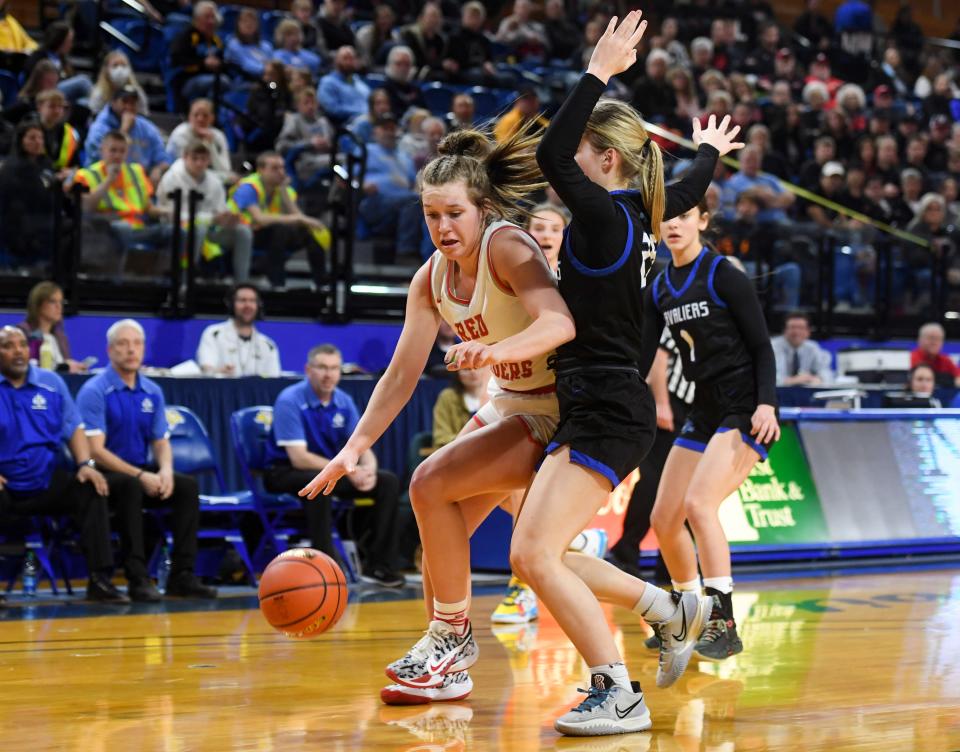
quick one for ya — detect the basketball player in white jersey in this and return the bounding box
[300,125,576,704]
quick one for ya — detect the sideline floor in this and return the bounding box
[0,569,958,751]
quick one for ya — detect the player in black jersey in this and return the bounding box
[641,197,780,662]
[508,12,746,737]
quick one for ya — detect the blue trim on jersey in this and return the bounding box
[674,437,707,453]
[563,201,634,277]
[664,247,707,299]
[609,189,641,195]
[706,254,728,308]
[651,272,663,310]
[544,441,620,489]
[717,426,768,460]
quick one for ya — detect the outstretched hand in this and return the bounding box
[586,10,648,84]
[299,447,360,499]
[692,114,745,157]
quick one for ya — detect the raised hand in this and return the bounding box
[692,114,745,157]
[586,10,649,84]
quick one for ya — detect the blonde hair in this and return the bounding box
[275,18,303,47]
[419,122,545,222]
[583,99,667,241]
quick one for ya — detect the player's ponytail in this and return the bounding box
[584,99,667,241]
[420,122,545,221]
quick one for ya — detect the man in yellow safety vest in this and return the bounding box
[73,130,174,255]
[36,90,80,177]
[227,151,329,290]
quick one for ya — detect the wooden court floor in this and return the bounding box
[1,569,959,752]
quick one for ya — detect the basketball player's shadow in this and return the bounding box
[552,731,652,752]
[378,702,473,751]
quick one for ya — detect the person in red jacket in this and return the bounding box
[911,322,960,388]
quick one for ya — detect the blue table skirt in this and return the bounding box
[63,375,449,492]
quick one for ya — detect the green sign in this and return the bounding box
[721,422,828,545]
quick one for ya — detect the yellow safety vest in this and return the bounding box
[54,124,79,171]
[226,173,297,227]
[75,161,151,229]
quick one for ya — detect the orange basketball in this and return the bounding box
[258,548,348,639]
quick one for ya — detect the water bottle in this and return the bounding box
[22,551,38,598]
[157,544,172,594]
[39,340,54,370]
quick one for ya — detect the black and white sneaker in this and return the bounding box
[385,620,479,689]
[361,566,405,588]
[554,674,652,736]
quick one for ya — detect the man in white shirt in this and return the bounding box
[196,285,281,377]
[156,140,252,283]
[771,312,833,385]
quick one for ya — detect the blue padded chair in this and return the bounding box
[219,4,241,37]
[164,406,259,584]
[421,81,456,117]
[1,518,70,596]
[0,71,19,106]
[229,406,358,581]
[107,18,167,74]
[468,86,506,119]
[259,10,286,45]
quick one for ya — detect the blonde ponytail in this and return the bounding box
[583,98,669,241]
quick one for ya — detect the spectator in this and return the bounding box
[432,368,490,449]
[1,59,59,125]
[196,284,279,376]
[78,319,217,601]
[169,0,225,112]
[0,325,127,603]
[794,0,833,52]
[400,114,444,171]
[657,16,690,68]
[689,37,715,90]
[720,145,794,222]
[798,135,836,191]
[398,1,446,75]
[900,168,924,216]
[445,92,475,132]
[16,281,86,372]
[889,363,942,407]
[495,0,548,61]
[88,51,149,115]
[835,83,867,133]
[927,116,952,173]
[0,122,59,270]
[442,2,506,88]
[906,193,959,303]
[156,141,252,283]
[747,124,789,179]
[771,312,833,385]
[347,87,391,144]
[874,134,900,187]
[852,134,876,175]
[0,0,37,53]
[274,18,322,79]
[291,0,325,55]
[287,67,314,100]
[632,50,677,123]
[911,322,960,388]
[771,47,805,100]
[226,151,328,289]
[804,53,843,103]
[709,18,741,73]
[804,161,846,228]
[493,88,549,143]
[34,90,78,176]
[745,21,780,78]
[85,87,171,184]
[318,46,370,124]
[24,22,92,108]
[924,76,959,121]
[543,0,580,62]
[224,8,274,80]
[246,61,293,153]
[74,130,173,256]
[668,67,701,131]
[358,113,421,257]
[571,17,603,72]
[263,343,403,587]
[277,87,334,183]
[166,98,233,183]
[316,0,355,53]
[355,4,395,70]
[382,46,427,120]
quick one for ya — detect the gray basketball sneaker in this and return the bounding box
[694,615,744,661]
[554,674,652,737]
[385,620,479,689]
[649,591,713,688]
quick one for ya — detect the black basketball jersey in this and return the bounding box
[555,191,658,366]
[651,248,753,385]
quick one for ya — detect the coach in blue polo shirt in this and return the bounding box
[0,326,128,603]
[77,319,217,602]
[264,343,403,588]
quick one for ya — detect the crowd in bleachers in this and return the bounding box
[0,0,958,306]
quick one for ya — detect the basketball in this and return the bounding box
[258,548,348,639]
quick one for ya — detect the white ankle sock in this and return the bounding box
[633,583,676,622]
[702,576,733,594]
[433,597,470,636]
[671,577,702,592]
[589,661,632,692]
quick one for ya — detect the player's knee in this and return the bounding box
[683,492,714,530]
[408,462,441,513]
[509,536,550,588]
[651,500,682,537]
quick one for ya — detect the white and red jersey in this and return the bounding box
[429,219,555,394]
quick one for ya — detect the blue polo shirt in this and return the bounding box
[76,367,170,467]
[265,382,359,466]
[0,366,82,493]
